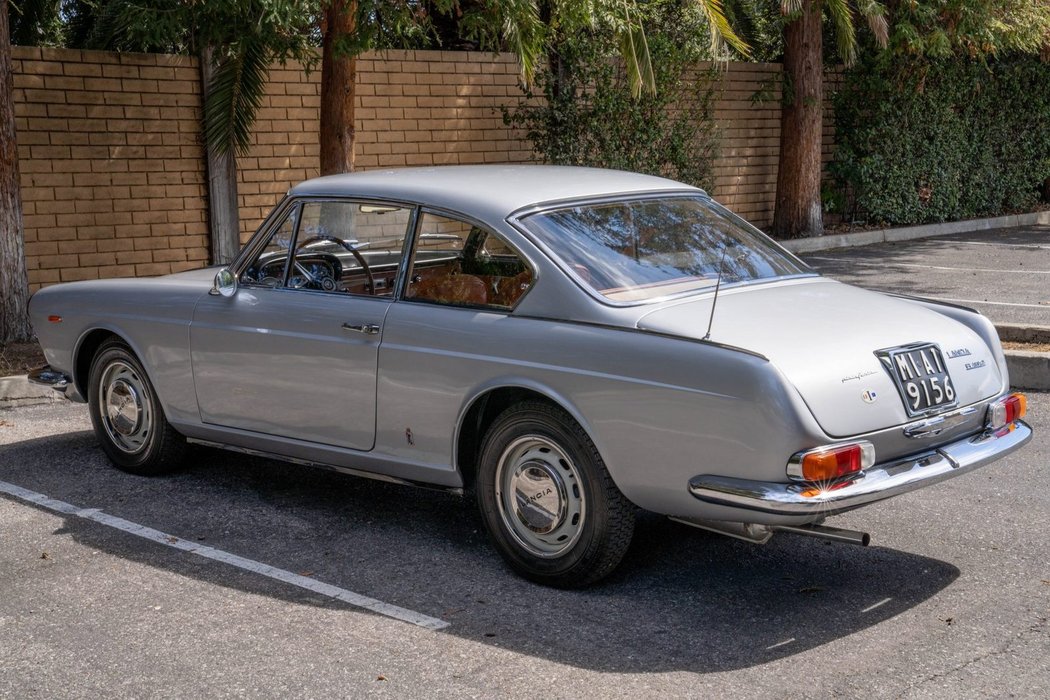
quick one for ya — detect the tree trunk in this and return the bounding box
[200,46,241,265]
[319,0,358,176]
[773,0,824,239]
[0,0,31,343]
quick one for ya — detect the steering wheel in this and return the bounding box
[294,234,376,295]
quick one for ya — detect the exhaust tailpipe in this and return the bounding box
[772,524,870,546]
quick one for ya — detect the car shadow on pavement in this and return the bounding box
[1,430,960,674]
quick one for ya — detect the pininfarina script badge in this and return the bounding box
[842,370,879,383]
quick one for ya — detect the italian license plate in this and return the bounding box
[880,343,957,416]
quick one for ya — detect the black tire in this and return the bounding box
[476,401,635,587]
[87,338,187,475]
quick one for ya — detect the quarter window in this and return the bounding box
[405,213,533,310]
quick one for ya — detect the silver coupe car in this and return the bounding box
[28,166,1032,587]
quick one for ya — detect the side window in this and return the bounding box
[405,212,534,310]
[241,205,299,287]
[289,200,412,296]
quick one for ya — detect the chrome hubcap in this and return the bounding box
[98,360,152,455]
[496,436,585,558]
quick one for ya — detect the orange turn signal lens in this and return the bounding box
[788,442,875,482]
[987,393,1027,429]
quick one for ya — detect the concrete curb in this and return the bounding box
[996,323,1050,344]
[1005,351,1050,392]
[782,210,1050,255]
[0,375,59,410]
[997,325,1050,392]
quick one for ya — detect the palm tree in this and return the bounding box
[1,0,30,343]
[772,1,887,238]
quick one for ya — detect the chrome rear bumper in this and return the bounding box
[689,420,1032,516]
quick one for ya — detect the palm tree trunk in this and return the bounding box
[319,0,358,176]
[0,0,31,343]
[773,0,824,239]
[200,46,241,264]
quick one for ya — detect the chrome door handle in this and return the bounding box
[342,322,380,335]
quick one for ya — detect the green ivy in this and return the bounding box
[829,55,1050,226]
[502,22,718,191]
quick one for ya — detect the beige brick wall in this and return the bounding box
[236,50,531,241]
[13,47,837,288]
[12,47,210,291]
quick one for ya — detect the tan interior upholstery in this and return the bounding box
[411,273,489,306]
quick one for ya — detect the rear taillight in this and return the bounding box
[987,393,1027,430]
[788,442,875,482]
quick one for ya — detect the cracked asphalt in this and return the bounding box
[1,392,1047,698]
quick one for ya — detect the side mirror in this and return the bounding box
[211,268,237,297]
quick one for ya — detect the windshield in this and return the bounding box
[520,196,813,303]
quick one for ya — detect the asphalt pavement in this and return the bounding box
[2,222,1049,697]
[2,395,1048,698]
[801,224,1050,327]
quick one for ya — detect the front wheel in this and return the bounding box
[87,338,186,475]
[476,401,635,587]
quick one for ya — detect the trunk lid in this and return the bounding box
[637,278,1003,437]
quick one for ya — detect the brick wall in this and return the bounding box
[12,47,210,291]
[236,50,531,241]
[12,47,836,289]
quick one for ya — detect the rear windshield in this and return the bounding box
[520,196,812,303]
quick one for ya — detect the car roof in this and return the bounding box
[288,165,704,222]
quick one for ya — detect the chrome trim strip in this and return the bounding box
[185,438,465,495]
[689,420,1032,516]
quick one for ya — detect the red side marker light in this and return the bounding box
[47,315,62,323]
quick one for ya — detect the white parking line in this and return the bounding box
[0,480,450,630]
[951,240,1050,250]
[914,296,1050,309]
[808,257,1050,274]
[861,597,892,613]
[765,637,796,650]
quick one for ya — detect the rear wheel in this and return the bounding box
[476,401,635,587]
[87,339,186,475]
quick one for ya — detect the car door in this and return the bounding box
[190,199,415,450]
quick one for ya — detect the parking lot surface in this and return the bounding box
[802,225,1050,326]
[2,393,1048,699]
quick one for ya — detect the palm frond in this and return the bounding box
[204,38,271,157]
[855,0,889,48]
[620,23,655,98]
[825,0,858,66]
[498,0,545,86]
[698,0,750,57]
